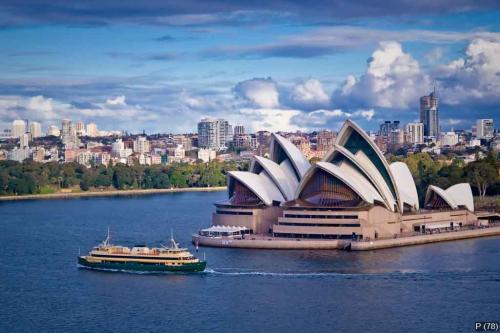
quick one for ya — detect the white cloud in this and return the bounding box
[105,95,126,106]
[437,38,500,106]
[289,79,329,108]
[334,41,431,109]
[352,109,375,120]
[239,108,302,132]
[234,78,279,108]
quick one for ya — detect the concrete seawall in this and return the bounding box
[350,226,500,251]
[193,234,342,250]
[194,226,500,251]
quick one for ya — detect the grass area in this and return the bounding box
[474,196,500,211]
[37,186,56,195]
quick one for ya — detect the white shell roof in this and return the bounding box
[446,183,474,212]
[425,185,458,209]
[296,162,384,205]
[228,171,285,206]
[271,133,310,179]
[323,144,394,211]
[390,162,420,211]
[335,119,402,212]
[251,156,296,200]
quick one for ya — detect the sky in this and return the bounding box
[0,1,499,134]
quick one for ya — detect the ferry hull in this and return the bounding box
[78,256,206,272]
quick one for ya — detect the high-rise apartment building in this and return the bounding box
[405,122,424,144]
[420,89,439,137]
[476,119,494,139]
[75,121,85,136]
[30,121,42,138]
[86,123,98,137]
[234,125,245,136]
[198,118,232,149]
[11,119,26,138]
[133,136,150,154]
[20,133,29,148]
[61,119,79,148]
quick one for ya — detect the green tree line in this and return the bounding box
[399,150,499,204]
[0,160,248,195]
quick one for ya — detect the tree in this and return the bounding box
[466,161,497,197]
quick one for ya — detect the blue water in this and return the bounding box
[1,192,499,333]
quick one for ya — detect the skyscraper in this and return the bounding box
[30,121,42,138]
[420,88,439,137]
[11,119,26,138]
[198,118,232,149]
[379,121,400,137]
[476,119,494,139]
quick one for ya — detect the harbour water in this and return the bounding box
[1,191,499,332]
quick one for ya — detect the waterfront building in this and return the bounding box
[202,120,478,244]
[211,133,310,234]
[86,123,98,137]
[405,122,424,144]
[29,122,42,138]
[198,118,232,149]
[11,119,26,138]
[476,119,494,139]
[420,89,439,137]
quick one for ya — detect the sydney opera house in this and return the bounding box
[201,120,478,245]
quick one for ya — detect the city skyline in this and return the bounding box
[0,2,499,134]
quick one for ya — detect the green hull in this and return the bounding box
[78,256,206,272]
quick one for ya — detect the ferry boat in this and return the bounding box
[78,231,206,272]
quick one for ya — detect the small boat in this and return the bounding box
[78,230,206,272]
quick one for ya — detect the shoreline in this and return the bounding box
[0,186,227,201]
[193,224,500,251]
